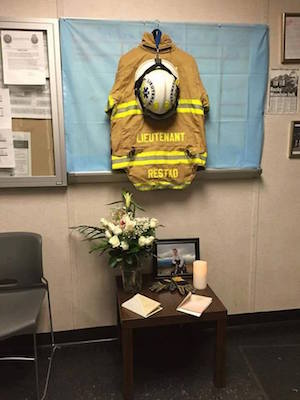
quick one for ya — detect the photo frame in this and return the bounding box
[288,121,300,158]
[282,13,300,64]
[153,238,200,279]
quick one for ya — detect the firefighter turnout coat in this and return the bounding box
[106,32,209,190]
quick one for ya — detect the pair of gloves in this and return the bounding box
[149,276,195,296]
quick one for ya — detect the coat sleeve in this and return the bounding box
[192,57,210,115]
[105,57,124,115]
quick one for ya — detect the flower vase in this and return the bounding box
[121,260,142,293]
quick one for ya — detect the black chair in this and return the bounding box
[0,232,56,400]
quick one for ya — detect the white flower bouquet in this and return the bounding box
[72,191,160,270]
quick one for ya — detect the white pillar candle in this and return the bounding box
[193,260,207,289]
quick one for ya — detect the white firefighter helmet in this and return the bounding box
[134,58,179,119]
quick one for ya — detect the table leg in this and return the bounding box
[214,317,226,387]
[116,300,121,347]
[122,327,133,400]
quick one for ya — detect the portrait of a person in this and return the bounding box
[171,248,187,275]
[156,239,198,277]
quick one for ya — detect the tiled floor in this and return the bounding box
[0,319,299,400]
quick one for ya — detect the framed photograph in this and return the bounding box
[288,121,300,158]
[153,238,200,279]
[282,13,300,63]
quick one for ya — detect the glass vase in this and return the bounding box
[121,259,142,293]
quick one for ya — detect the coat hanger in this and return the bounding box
[152,20,162,49]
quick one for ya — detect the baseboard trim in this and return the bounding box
[1,308,299,350]
[228,308,300,326]
[42,325,118,345]
[38,307,300,345]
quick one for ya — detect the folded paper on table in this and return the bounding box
[121,293,162,318]
[176,292,212,317]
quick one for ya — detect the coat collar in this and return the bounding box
[140,32,174,52]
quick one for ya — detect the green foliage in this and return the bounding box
[107,190,144,217]
[70,191,160,270]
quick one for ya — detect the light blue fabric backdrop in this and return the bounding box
[60,19,269,172]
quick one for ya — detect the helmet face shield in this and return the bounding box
[134,59,179,119]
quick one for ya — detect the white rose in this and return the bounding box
[105,230,112,239]
[120,241,129,250]
[108,222,115,231]
[150,218,158,228]
[113,226,122,235]
[109,235,120,248]
[124,215,136,232]
[146,236,155,245]
[136,217,146,224]
[100,218,108,226]
[143,222,150,230]
[138,236,147,247]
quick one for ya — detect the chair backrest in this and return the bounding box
[0,232,43,288]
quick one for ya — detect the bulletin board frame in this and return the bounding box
[0,17,66,188]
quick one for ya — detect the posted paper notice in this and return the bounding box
[267,69,299,114]
[1,30,46,85]
[0,131,31,176]
[12,131,32,176]
[0,129,15,168]
[9,79,51,119]
[0,89,12,129]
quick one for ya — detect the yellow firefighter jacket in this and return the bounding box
[106,32,209,190]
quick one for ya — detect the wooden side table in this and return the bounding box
[116,275,227,400]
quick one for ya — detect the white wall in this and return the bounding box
[0,0,299,332]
